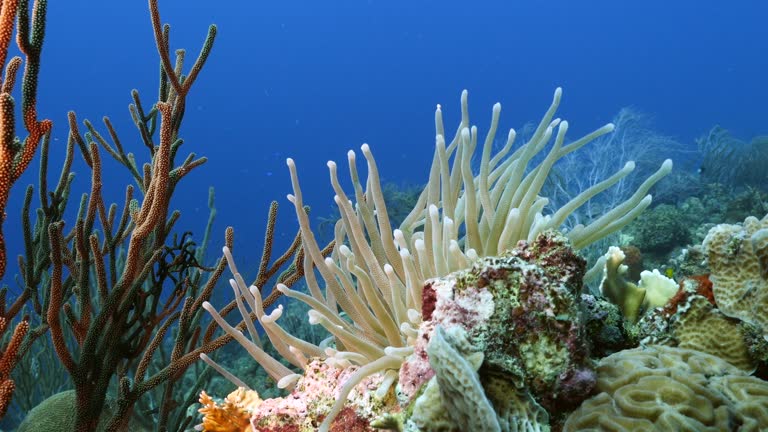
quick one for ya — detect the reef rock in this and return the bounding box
[398,231,594,430]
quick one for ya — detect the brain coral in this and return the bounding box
[563,345,768,431]
[672,295,755,372]
[702,214,768,333]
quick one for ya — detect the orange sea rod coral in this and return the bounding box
[0,0,52,280]
[198,388,261,432]
[0,317,28,418]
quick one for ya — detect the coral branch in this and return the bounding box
[0,0,50,280]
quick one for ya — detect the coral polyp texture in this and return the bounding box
[671,294,756,372]
[563,345,768,431]
[703,213,768,335]
[648,284,760,372]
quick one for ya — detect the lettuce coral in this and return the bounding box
[600,247,677,323]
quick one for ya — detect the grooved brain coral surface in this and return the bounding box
[563,345,768,431]
[673,295,755,372]
[702,215,768,332]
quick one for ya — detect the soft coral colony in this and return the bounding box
[0,0,302,430]
[1,1,767,432]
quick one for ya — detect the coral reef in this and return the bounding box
[470,232,593,412]
[637,274,759,372]
[599,246,647,322]
[564,345,768,431]
[11,0,768,430]
[0,318,27,418]
[204,232,587,431]
[396,231,592,429]
[203,86,672,431]
[619,245,644,282]
[621,185,768,273]
[666,245,708,278]
[28,7,229,428]
[403,325,549,432]
[0,0,49,419]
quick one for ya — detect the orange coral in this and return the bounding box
[0,0,51,280]
[662,273,715,316]
[0,317,28,418]
[688,274,715,305]
[198,388,261,432]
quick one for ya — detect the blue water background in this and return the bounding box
[2,0,767,301]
